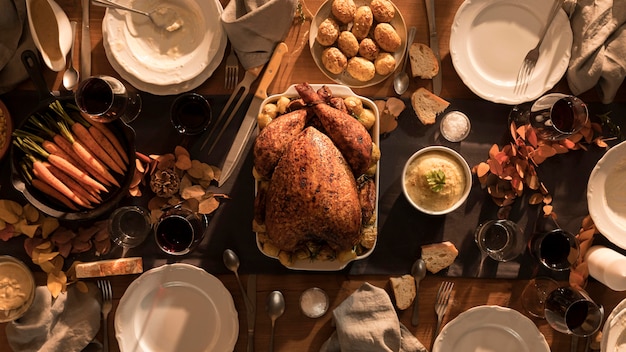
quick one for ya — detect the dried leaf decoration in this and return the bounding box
[376,98,405,135]
[569,215,601,290]
[473,115,608,216]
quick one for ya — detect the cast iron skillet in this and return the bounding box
[10,50,137,221]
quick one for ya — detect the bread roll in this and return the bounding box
[411,87,449,125]
[347,57,376,82]
[351,6,373,40]
[322,47,348,74]
[370,0,395,22]
[374,23,401,52]
[316,18,340,46]
[421,241,458,274]
[390,274,415,310]
[409,43,439,79]
[331,0,356,24]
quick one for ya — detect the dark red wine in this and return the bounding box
[171,94,211,135]
[156,215,194,253]
[551,98,576,132]
[77,78,113,114]
[566,301,590,330]
[540,230,571,267]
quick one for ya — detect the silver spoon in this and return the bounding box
[410,258,427,326]
[393,26,417,95]
[92,0,183,32]
[266,290,285,352]
[62,21,79,91]
[223,249,253,306]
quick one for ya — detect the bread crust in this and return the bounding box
[409,43,439,79]
[421,241,458,273]
[411,87,449,125]
[390,274,416,310]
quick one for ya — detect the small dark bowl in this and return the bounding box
[10,98,136,221]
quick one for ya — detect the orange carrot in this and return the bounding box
[31,158,91,208]
[88,125,127,172]
[44,162,100,206]
[48,154,107,194]
[90,120,129,164]
[71,139,120,187]
[31,179,79,211]
[71,122,124,175]
[52,134,112,187]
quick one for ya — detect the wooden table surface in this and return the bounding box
[2,0,626,351]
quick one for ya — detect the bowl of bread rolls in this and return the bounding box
[309,0,407,87]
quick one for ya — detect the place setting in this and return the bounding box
[2,0,626,351]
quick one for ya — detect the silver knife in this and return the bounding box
[425,0,441,95]
[247,274,257,352]
[81,0,91,79]
[217,42,288,187]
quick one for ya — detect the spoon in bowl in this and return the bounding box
[62,21,79,91]
[411,258,427,326]
[92,0,183,32]
[266,290,285,352]
[393,26,417,95]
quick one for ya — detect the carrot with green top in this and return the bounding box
[20,162,80,211]
[44,162,101,205]
[26,154,91,208]
[88,119,129,165]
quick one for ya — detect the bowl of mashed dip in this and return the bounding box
[0,256,35,322]
[402,146,472,215]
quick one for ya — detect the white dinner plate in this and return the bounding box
[115,263,238,352]
[587,140,626,250]
[255,84,379,271]
[102,0,226,95]
[602,297,626,352]
[450,0,572,104]
[433,305,549,352]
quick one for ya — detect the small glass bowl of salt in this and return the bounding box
[300,287,329,318]
[440,111,471,142]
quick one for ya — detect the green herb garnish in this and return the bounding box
[426,170,446,192]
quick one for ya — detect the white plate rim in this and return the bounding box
[308,0,407,88]
[102,0,227,95]
[255,84,379,271]
[114,263,238,352]
[450,0,573,104]
[587,140,626,250]
[433,305,550,352]
[602,297,626,352]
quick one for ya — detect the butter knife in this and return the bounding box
[217,42,288,187]
[247,274,257,352]
[80,0,91,79]
[425,0,441,95]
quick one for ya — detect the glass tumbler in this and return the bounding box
[529,229,580,271]
[544,286,604,337]
[75,75,142,123]
[109,206,152,251]
[474,219,526,262]
[154,206,208,255]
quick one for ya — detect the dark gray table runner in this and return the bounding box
[1,90,624,280]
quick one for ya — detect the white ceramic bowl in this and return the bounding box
[402,146,471,215]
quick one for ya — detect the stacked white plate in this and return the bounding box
[602,298,626,352]
[102,0,227,95]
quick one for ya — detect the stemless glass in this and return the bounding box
[475,219,526,262]
[544,286,604,337]
[154,206,208,256]
[109,206,152,256]
[509,93,588,140]
[529,229,580,272]
[521,276,559,318]
[75,75,142,123]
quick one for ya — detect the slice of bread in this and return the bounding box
[411,87,450,125]
[421,241,458,274]
[409,43,439,79]
[389,274,416,310]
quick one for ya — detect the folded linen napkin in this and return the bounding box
[0,0,36,94]
[220,0,297,70]
[567,0,626,103]
[320,283,428,352]
[6,283,101,352]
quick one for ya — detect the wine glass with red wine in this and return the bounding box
[544,286,604,337]
[529,228,580,272]
[75,75,142,124]
[508,93,588,140]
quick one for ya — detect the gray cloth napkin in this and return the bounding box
[6,283,101,352]
[220,0,297,70]
[567,0,626,103]
[0,0,36,94]
[320,283,428,352]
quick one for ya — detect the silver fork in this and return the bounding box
[434,281,454,336]
[97,280,113,352]
[224,46,239,90]
[514,0,564,95]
